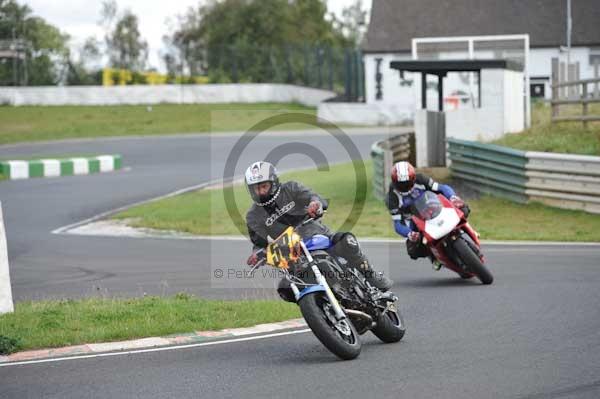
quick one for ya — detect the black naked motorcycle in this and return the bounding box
[252,215,405,360]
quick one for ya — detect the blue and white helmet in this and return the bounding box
[244,161,280,206]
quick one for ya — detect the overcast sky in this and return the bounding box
[23,0,372,71]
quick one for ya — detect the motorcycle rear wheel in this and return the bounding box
[299,292,361,360]
[371,307,406,343]
[453,238,494,285]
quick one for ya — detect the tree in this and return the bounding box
[338,0,368,47]
[100,1,147,71]
[164,0,352,83]
[0,0,69,85]
[66,36,102,85]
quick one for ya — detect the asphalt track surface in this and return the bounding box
[2,244,600,398]
[1,129,600,398]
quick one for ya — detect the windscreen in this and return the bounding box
[414,191,443,221]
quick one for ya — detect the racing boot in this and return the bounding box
[333,232,393,291]
[360,260,393,291]
[426,249,442,271]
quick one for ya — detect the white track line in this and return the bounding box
[0,328,311,368]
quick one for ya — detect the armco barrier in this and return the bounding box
[448,139,600,214]
[370,133,414,200]
[447,139,528,203]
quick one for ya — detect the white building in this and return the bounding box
[360,0,600,121]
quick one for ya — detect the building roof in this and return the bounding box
[390,59,523,74]
[363,0,600,53]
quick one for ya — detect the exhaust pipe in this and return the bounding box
[345,309,375,334]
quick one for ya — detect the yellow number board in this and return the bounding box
[266,226,302,269]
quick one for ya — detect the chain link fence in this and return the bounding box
[1,41,365,102]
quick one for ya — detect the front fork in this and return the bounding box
[290,241,347,321]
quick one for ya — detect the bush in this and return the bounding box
[0,334,22,355]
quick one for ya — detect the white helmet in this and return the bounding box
[244,161,280,206]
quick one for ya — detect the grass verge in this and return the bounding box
[114,160,600,242]
[0,103,321,145]
[492,102,600,155]
[0,294,300,355]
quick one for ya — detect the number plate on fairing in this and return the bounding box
[266,226,302,269]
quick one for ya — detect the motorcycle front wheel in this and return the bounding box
[453,237,494,285]
[299,292,361,360]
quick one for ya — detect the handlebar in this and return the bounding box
[248,210,326,274]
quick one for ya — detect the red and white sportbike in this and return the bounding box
[411,191,493,285]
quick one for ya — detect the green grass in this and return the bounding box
[0,294,300,354]
[0,103,320,145]
[492,102,600,155]
[114,161,600,242]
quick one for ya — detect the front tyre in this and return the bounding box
[371,307,406,343]
[453,238,493,285]
[299,292,361,360]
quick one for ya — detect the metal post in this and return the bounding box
[23,48,27,85]
[285,45,293,84]
[575,61,580,97]
[316,47,322,88]
[327,47,333,90]
[566,0,572,68]
[353,50,360,101]
[304,44,310,86]
[551,57,559,120]
[438,74,444,111]
[524,34,531,128]
[595,60,599,98]
[468,39,475,109]
[344,49,352,100]
[559,61,565,99]
[12,28,17,86]
[477,70,482,108]
[582,83,588,129]
[231,47,238,83]
[568,62,576,99]
[421,72,427,109]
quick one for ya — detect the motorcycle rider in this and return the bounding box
[245,161,393,301]
[386,161,469,267]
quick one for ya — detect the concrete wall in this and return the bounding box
[317,102,412,126]
[0,84,335,107]
[414,110,445,167]
[504,69,525,133]
[446,68,524,142]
